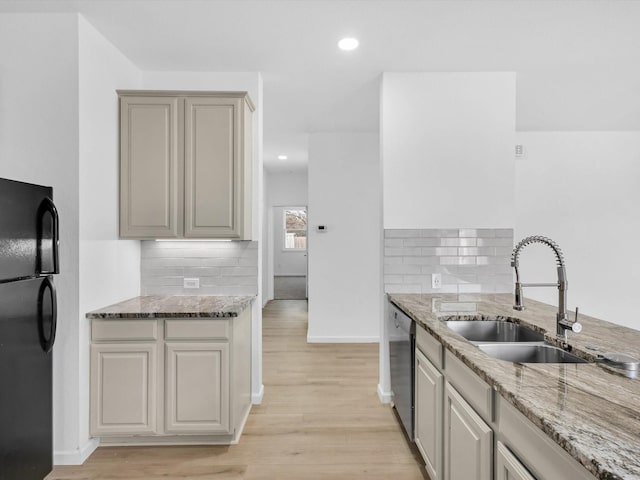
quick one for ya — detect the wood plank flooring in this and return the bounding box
[49,300,426,479]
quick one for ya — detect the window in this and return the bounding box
[283,207,307,250]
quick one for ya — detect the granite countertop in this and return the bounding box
[86,295,255,319]
[388,293,640,480]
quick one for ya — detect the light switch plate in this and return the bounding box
[184,278,200,289]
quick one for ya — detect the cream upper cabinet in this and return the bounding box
[119,91,254,240]
[119,95,181,238]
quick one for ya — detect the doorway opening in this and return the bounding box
[273,206,307,300]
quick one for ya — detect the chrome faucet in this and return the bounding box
[511,236,582,340]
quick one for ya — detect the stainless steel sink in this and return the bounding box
[477,343,588,364]
[444,320,544,343]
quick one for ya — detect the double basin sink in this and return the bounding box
[444,320,588,364]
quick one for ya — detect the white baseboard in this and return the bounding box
[307,335,379,343]
[54,437,99,465]
[377,383,392,404]
[252,383,264,404]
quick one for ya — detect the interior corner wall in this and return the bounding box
[78,15,142,462]
[0,11,81,464]
[141,70,265,401]
[515,131,640,331]
[381,72,516,229]
[307,133,381,342]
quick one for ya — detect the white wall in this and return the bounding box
[263,171,308,300]
[308,133,381,342]
[381,72,516,229]
[141,70,265,402]
[515,132,640,331]
[0,11,82,463]
[78,17,142,462]
[378,72,516,400]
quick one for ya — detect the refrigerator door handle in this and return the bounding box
[38,276,57,353]
[37,197,60,275]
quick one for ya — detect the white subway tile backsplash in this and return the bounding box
[384,228,514,299]
[385,264,422,275]
[384,275,404,284]
[458,229,478,237]
[404,238,440,247]
[476,229,497,238]
[404,256,439,265]
[440,238,462,247]
[141,240,258,295]
[384,238,404,248]
[386,284,422,294]
[458,247,479,256]
[385,229,420,238]
[384,256,403,265]
[457,238,477,247]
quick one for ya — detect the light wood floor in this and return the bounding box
[49,300,426,479]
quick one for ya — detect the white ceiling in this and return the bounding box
[2,0,640,172]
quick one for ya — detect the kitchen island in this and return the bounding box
[86,295,254,445]
[388,293,640,480]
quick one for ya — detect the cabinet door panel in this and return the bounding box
[120,96,181,238]
[444,382,492,480]
[184,97,242,238]
[496,442,537,480]
[165,342,230,433]
[90,343,157,436]
[415,348,443,480]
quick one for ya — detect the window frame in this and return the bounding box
[282,206,307,252]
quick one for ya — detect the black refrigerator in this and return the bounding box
[0,178,59,480]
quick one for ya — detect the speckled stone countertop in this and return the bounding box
[388,293,640,480]
[86,295,255,319]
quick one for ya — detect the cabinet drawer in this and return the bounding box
[165,319,230,340]
[92,320,158,341]
[416,325,443,370]
[444,350,492,421]
[498,399,595,480]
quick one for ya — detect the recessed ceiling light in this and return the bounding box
[338,37,359,51]
[278,155,288,160]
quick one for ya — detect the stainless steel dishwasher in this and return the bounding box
[389,302,415,440]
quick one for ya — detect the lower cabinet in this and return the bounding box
[496,441,536,480]
[444,382,492,480]
[165,342,230,434]
[415,348,443,480]
[90,343,158,435]
[90,310,251,444]
[410,319,597,480]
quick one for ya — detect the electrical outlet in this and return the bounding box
[431,273,442,289]
[184,278,200,289]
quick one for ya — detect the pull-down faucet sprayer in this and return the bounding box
[511,236,582,340]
